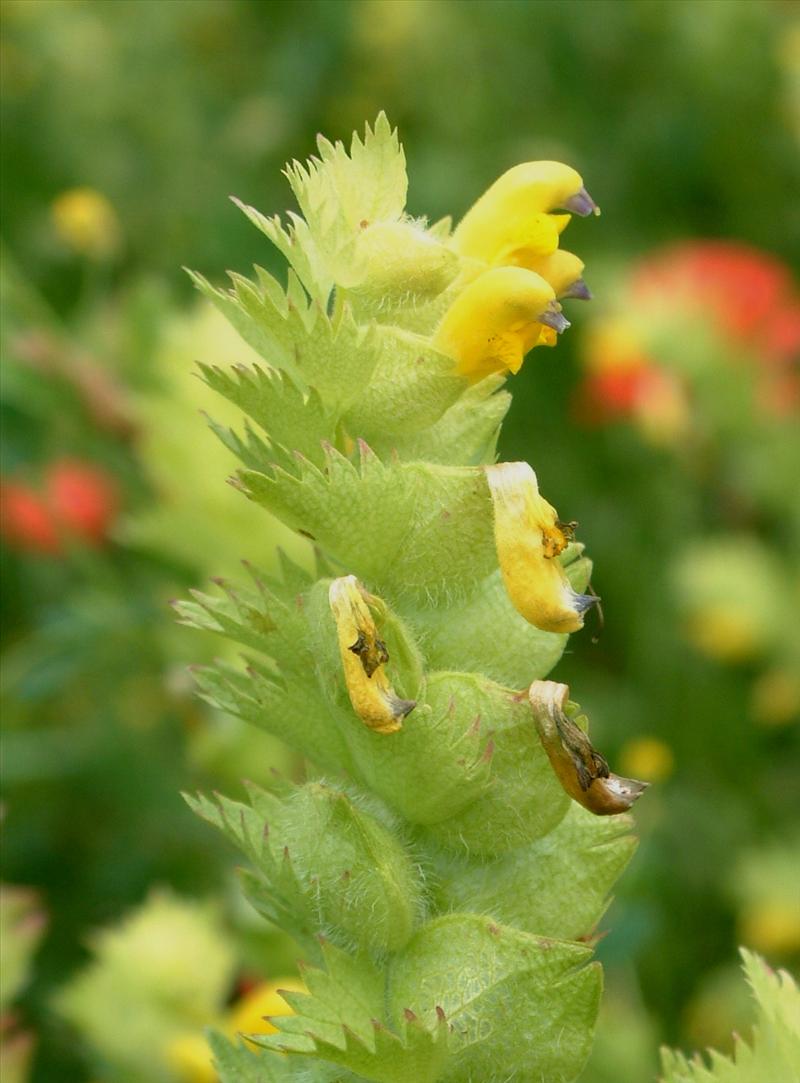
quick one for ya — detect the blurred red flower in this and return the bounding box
[631,241,798,357]
[576,241,799,429]
[0,482,61,554]
[1,459,119,555]
[46,460,119,545]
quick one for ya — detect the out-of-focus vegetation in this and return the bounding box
[0,2,797,1081]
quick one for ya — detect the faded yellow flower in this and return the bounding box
[486,461,595,634]
[529,681,647,816]
[329,575,415,733]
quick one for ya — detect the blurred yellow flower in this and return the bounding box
[775,20,800,142]
[730,839,800,961]
[434,266,565,381]
[583,316,648,375]
[675,538,784,665]
[740,901,800,956]
[166,1034,218,1083]
[51,187,121,259]
[167,978,306,1083]
[684,607,762,664]
[227,978,305,1035]
[631,368,691,447]
[619,736,674,783]
[486,462,595,634]
[750,667,800,727]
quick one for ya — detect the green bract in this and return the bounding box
[180,115,638,1083]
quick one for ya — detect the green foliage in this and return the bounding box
[660,950,800,1083]
[387,915,600,1083]
[186,782,425,958]
[437,803,637,941]
[179,117,636,1083]
[207,1032,333,1083]
[254,940,450,1083]
[0,886,46,1011]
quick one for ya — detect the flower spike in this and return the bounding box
[434,266,563,381]
[529,681,648,815]
[486,462,596,633]
[176,120,642,1083]
[329,575,415,734]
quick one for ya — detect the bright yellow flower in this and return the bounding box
[51,187,121,259]
[485,462,595,634]
[434,266,567,382]
[329,576,415,733]
[452,161,598,267]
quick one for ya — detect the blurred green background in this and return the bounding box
[1,2,798,1081]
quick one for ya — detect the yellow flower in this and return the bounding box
[452,161,598,267]
[486,462,595,634]
[166,979,306,1083]
[51,187,121,259]
[329,575,415,733]
[434,266,567,382]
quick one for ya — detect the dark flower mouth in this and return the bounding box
[539,307,571,333]
[561,277,592,301]
[562,186,600,217]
